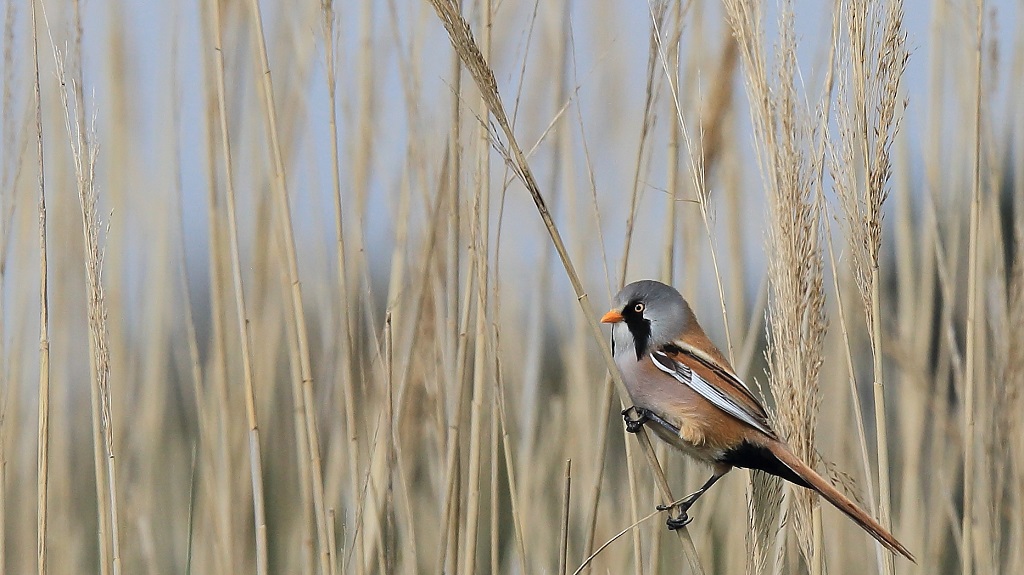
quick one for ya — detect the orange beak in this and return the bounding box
[601,309,624,324]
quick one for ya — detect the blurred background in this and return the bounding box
[0,0,1021,573]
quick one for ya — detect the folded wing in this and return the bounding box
[649,345,777,439]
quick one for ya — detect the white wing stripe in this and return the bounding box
[650,352,773,435]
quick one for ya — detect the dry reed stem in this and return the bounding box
[763,1,828,562]
[434,256,476,574]
[392,395,422,575]
[829,1,908,569]
[31,3,49,573]
[0,394,4,570]
[661,0,683,286]
[1008,17,1024,572]
[489,391,499,575]
[61,13,116,571]
[961,1,985,573]
[558,459,572,575]
[426,1,706,573]
[326,508,338,575]
[242,2,332,573]
[459,3,494,572]
[194,5,236,570]
[275,236,316,574]
[720,2,787,571]
[578,376,612,574]
[380,168,459,574]
[319,3,359,572]
[341,3,378,401]
[209,2,268,572]
[47,18,126,574]
[976,28,1011,568]
[623,434,644,575]
[383,313,395,573]
[491,336,528,570]
[478,204,526,570]
[573,504,665,575]
[204,66,235,575]
[891,136,932,565]
[443,26,464,573]
[1006,203,1024,573]
[349,403,388,573]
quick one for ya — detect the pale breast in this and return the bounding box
[614,351,726,465]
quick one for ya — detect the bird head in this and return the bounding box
[601,280,692,361]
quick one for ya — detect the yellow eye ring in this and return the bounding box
[634,303,645,313]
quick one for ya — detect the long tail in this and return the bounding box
[767,440,915,562]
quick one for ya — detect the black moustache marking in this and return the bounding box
[621,300,651,361]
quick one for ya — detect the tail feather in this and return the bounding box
[767,441,915,563]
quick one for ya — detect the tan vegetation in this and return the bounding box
[0,0,1020,573]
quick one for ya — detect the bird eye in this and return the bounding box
[634,302,645,313]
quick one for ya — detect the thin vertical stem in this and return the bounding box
[243,2,331,571]
[558,460,572,575]
[321,4,358,573]
[196,5,235,570]
[489,394,500,575]
[461,2,492,574]
[31,3,49,572]
[870,266,892,575]
[811,507,823,575]
[384,313,395,573]
[435,258,475,575]
[661,0,682,285]
[492,348,528,570]
[962,1,985,573]
[624,436,643,575]
[48,9,124,574]
[327,508,338,575]
[209,3,268,573]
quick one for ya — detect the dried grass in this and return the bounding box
[722,0,829,569]
[2,1,1021,574]
[829,0,908,571]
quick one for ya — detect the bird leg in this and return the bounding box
[621,406,650,433]
[658,471,725,530]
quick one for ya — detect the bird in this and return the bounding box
[601,279,913,561]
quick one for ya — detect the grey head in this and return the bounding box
[601,280,693,361]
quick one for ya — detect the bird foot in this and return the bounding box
[621,407,650,433]
[665,512,692,530]
[658,498,695,530]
